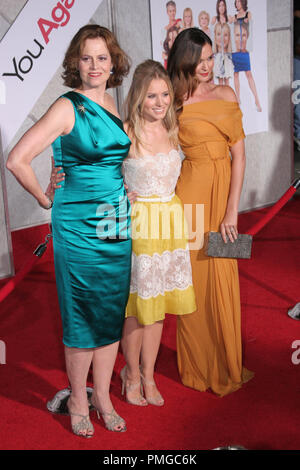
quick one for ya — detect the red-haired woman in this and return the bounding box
[7,25,131,437]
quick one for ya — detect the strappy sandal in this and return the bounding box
[97,408,127,433]
[68,411,94,438]
[140,370,164,407]
[91,397,126,432]
[120,365,148,406]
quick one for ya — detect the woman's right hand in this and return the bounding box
[124,184,138,205]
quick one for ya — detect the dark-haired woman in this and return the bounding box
[162,26,178,69]
[231,0,251,23]
[6,25,131,436]
[167,28,254,396]
[211,0,229,26]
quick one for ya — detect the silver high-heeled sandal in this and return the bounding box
[67,399,94,438]
[91,397,126,432]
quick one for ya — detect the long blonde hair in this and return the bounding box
[213,22,232,53]
[125,60,178,155]
[182,7,194,28]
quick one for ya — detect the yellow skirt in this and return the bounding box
[126,194,196,325]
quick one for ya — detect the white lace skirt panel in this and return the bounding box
[130,246,193,300]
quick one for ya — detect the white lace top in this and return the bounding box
[122,149,181,197]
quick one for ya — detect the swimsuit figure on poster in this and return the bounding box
[231,0,262,112]
[161,1,182,68]
[179,7,194,32]
[229,0,252,23]
[198,11,211,39]
[163,26,178,69]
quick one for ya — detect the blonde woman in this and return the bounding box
[213,22,234,85]
[179,7,194,32]
[120,60,196,407]
[198,11,211,38]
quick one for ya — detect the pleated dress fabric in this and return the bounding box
[176,100,254,396]
[123,150,196,325]
[51,91,132,348]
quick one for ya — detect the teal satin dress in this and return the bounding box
[51,91,131,348]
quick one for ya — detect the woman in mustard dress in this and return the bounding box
[168,28,254,396]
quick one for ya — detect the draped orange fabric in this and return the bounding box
[176,100,254,396]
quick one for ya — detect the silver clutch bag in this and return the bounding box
[203,231,253,259]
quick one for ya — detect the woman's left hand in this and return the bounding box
[220,210,238,244]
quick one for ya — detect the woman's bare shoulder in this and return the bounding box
[47,96,75,116]
[215,85,238,103]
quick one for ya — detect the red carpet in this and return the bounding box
[0,196,300,450]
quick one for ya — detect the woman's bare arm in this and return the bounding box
[6,98,74,208]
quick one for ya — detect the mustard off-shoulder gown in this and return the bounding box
[176,100,254,396]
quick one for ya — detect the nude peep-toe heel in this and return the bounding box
[140,370,165,407]
[120,365,148,406]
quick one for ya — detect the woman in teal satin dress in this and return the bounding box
[7,25,131,437]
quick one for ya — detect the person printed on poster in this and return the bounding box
[231,0,262,112]
[179,7,194,32]
[213,22,234,86]
[211,1,234,86]
[162,25,179,69]
[161,1,182,68]
[150,0,268,135]
[198,11,211,38]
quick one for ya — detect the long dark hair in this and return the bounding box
[167,28,212,113]
[235,0,248,11]
[216,0,228,23]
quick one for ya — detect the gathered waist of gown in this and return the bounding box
[181,141,230,163]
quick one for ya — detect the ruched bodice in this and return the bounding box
[178,100,245,162]
[122,149,181,197]
[52,91,131,203]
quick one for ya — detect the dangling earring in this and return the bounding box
[110,68,114,75]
